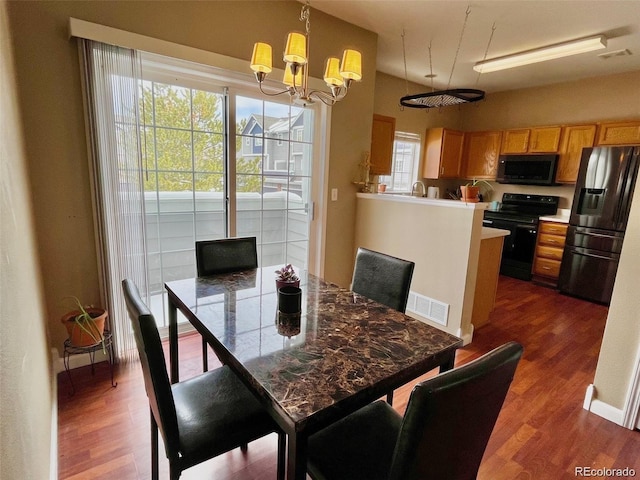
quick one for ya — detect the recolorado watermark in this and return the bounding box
[575,466,636,477]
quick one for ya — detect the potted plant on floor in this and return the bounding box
[460,179,493,203]
[275,264,300,289]
[60,297,108,350]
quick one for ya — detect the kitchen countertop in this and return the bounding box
[357,192,487,210]
[539,208,570,223]
[482,227,510,239]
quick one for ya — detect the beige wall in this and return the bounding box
[5,0,377,352]
[593,173,640,410]
[1,1,54,478]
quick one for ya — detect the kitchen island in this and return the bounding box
[355,193,507,343]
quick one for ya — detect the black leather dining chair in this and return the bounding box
[122,279,285,480]
[195,236,258,371]
[351,247,415,314]
[307,341,523,480]
[352,247,415,404]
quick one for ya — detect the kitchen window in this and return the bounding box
[378,132,421,193]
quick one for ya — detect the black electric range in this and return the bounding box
[483,193,559,280]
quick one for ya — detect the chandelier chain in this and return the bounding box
[446,5,471,90]
[476,22,497,86]
[428,41,434,92]
[300,1,311,36]
[401,29,409,96]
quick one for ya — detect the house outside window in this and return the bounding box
[378,132,421,193]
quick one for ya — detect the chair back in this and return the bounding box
[389,341,524,480]
[351,247,415,313]
[195,237,258,276]
[121,279,180,458]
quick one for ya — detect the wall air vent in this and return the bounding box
[406,291,449,326]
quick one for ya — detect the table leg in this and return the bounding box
[287,431,308,480]
[439,351,456,373]
[168,297,179,384]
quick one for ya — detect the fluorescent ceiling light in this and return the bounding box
[473,35,607,73]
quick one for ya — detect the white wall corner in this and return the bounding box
[456,324,474,346]
[583,383,595,410]
[583,384,625,426]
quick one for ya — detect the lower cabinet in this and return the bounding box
[532,221,568,287]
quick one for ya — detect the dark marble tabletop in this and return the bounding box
[165,267,462,433]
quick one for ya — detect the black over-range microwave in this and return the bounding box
[496,154,559,186]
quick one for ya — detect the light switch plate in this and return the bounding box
[331,188,338,201]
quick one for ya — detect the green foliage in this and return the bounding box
[137,81,265,194]
[68,296,106,352]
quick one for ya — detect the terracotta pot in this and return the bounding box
[61,308,108,347]
[460,185,480,203]
[276,279,300,290]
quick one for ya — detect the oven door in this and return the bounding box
[483,218,538,280]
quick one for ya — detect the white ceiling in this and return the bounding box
[307,0,640,94]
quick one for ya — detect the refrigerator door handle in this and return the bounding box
[614,148,639,228]
[573,229,621,240]
[572,250,617,262]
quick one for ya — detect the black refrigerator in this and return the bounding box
[558,146,640,304]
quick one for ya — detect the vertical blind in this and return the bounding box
[79,39,148,362]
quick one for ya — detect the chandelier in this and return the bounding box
[250,1,362,107]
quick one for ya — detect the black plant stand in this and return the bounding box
[63,330,117,395]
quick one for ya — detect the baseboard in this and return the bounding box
[457,324,474,346]
[50,348,59,480]
[53,347,110,374]
[583,384,625,426]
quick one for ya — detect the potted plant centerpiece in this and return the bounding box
[460,179,494,203]
[275,264,300,289]
[60,297,108,349]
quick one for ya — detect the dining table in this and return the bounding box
[165,266,463,480]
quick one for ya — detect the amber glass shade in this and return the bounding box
[283,65,303,87]
[283,32,307,65]
[250,42,273,74]
[340,49,362,81]
[323,57,344,87]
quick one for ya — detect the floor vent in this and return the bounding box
[406,291,449,326]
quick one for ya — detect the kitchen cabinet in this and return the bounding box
[596,120,640,146]
[556,124,596,184]
[501,126,562,154]
[423,127,464,179]
[472,230,507,329]
[462,130,502,179]
[532,221,568,287]
[370,114,395,175]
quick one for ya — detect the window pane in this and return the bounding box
[152,84,191,129]
[380,132,421,193]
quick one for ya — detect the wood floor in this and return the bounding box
[58,276,640,479]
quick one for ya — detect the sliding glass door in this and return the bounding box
[139,55,317,327]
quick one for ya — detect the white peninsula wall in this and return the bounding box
[354,193,488,343]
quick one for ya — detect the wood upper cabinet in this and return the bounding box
[596,121,640,146]
[423,127,464,179]
[555,124,596,184]
[462,130,502,179]
[501,126,562,154]
[370,114,396,175]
